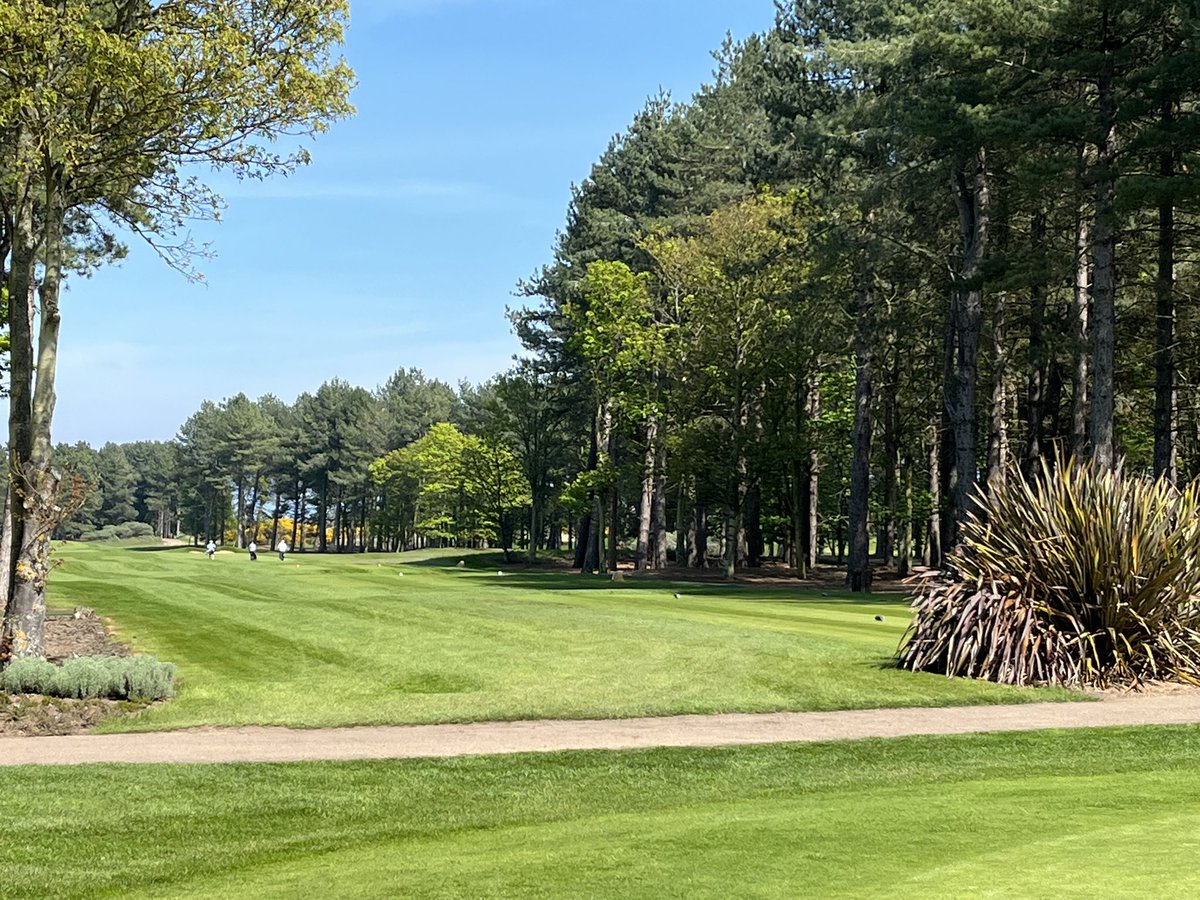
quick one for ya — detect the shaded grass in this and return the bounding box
[46,543,1077,732]
[2,726,1199,897]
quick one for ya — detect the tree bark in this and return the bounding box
[897,460,912,578]
[1154,136,1177,483]
[847,245,875,593]
[1071,210,1090,460]
[0,483,12,622]
[1089,24,1118,471]
[651,445,668,569]
[693,502,707,569]
[1023,212,1047,480]
[636,416,657,570]
[925,418,942,569]
[880,351,900,568]
[987,290,1010,502]
[6,169,65,658]
[948,148,989,543]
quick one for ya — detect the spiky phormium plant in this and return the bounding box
[898,458,1200,688]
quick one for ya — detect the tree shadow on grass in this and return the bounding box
[457,569,915,607]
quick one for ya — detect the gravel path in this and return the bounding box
[1,693,1199,766]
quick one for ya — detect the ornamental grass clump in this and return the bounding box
[898,458,1200,688]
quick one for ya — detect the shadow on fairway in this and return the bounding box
[458,569,914,607]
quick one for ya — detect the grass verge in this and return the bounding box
[2,726,1197,897]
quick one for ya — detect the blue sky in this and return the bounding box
[55,0,776,445]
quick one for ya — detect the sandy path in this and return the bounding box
[1,694,1199,766]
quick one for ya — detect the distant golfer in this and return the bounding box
[205,540,217,559]
[248,541,258,561]
[276,539,288,562]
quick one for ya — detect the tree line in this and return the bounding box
[54,368,579,563]
[502,0,1200,590]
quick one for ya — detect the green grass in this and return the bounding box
[47,542,1074,731]
[2,726,1199,897]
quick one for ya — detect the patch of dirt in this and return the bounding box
[0,694,134,736]
[1086,679,1200,699]
[45,609,131,664]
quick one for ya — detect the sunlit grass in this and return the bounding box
[2,726,1197,897]
[47,542,1077,732]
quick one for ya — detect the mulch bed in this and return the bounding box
[0,609,141,737]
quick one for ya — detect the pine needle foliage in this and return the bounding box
[898,459,1200,688]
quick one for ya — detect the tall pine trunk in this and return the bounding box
[1071,208,1091,459]
[651,445,668,569]
[1154,136,1177,483]
[1023,212,1048,479]
[847,245,875,593]
[1089,24,1118,470]
[948,149,989,544]
[987,290,1010,501]
[636,416,657,570]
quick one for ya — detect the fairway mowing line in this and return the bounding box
[1,693,1200,766]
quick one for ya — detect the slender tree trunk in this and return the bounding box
[235,479,246,549]
[881,352,900,568]
[317,476,328,552]
[744,483,763,567]
[693,502,707,569]
[791,460,805,576]
[675,479,690,566]
[605,405,618,573]
[948,149,989,543]
[1154,136,1177,483]
[636,417,657,570]
[987,291,1010,502]
[1090,29,1118,471]
[897,460,912,578]
[938,297,957,557]
[651,446,668,569]
[0,484,12,621]
[575,405,600,571]
[1071,210,1091,459]
[270,489,282,550]
[925,418,942,568]
[847,243,876,593]
[1023,212,1047,480]
[292,481,303,551]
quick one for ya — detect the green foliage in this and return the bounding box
[371,423,529,549]
[1,658,58,695]
[2,654,175,700]
[900,459,1200,688]
[77,520,155,541]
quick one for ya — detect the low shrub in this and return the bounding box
[898,458,1200,688]
[3,655,176,701]
[77,521,156,542]
[2,658,59,695]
